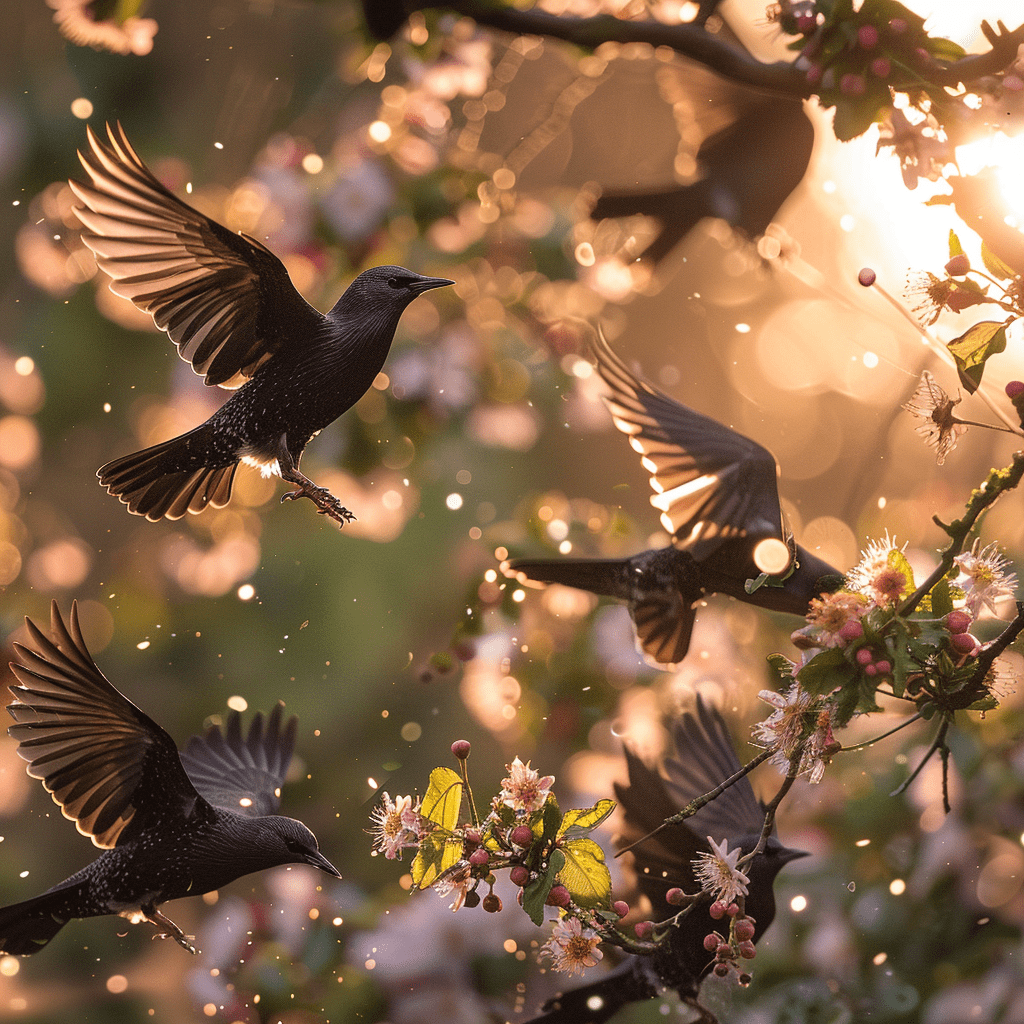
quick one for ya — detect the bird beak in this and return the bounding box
[306,849,342,878]
[410,275,455,293]
[779,847,811,865]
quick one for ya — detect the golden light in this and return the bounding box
[956,132,1024,223]
[753,537,792,575]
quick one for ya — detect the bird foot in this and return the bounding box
[143,908,198,954]
[280,479,356,526]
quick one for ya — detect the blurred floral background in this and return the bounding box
[3,0,1024,1021]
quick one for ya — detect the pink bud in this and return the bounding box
[666,887,685,906]
[944,610,972,634]
[509,865,530,887]
[726,903,741,918]
[945,254,970,277]
[1004,75,1024,92]
[469,848,490,867]
[634,921,653,939]
[874,660,892,675]
[545,885,571,907]
[1005,381,1024,400]
[839,620,864,642]
[734,918,756,942]
[717,942,733,957]
[889,17,907,33]
[482,893,502,913]
[858,267,876,287]
[709,901,727,920]
[509,824,533,848]
[913,47,931,64]
[714,962,730,977]
[613,900,629,918]
[864,663,878,676]
[870,57,891,77]
[855,648,874,666]
[950,631,980,654]
[840,74,867,96]
[739,940,757,959]
[451,740,472,761]
[857,25,879,48]
[704,932,721,952]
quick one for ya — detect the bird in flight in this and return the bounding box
[0,601,340,956]
[70,123,453,525]
[525,697,806,1024]
[508,330,842,666]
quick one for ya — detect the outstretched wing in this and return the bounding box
[179,703,296,817]
[591,329,793,569]
[70,122,324,388]
[7,602,200,849]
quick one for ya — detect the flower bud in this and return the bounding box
[734,918,755,942]
[464,828,481,846]
[855,648,874,666]
[1005,381,1024,399]
[805,64,823,86]
[726,903,741,918]
[709,901,727,920]
[545,885,571,907]
[838,620,864,642]
[469,848,490,867]
[874,659,892,675]
[713,962,730,977]
[944,610,972,634]
[451,740,472,761]
[864,663,878,677]
[739,940,757,959]
[482,893,502,913]
[950,631,980,654]
[889,17,907,33]
[509,865,530,887]
[509,824,533,848]
[464,889,481,909]
[634,921,653,939]
[716,942,733,957]
[666,888,686,906]
[704,932,721,952]
[613,900,629,918]
[870,57,891,76]
[1004,75,1024,92]
[857,25,879,48]
[840,74,866,96]
[944,254,970,277]
[858,267,876,287]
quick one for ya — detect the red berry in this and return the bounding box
[469,848,490,867]
[1005,381,1024,399]
[713,962,730,978]
[634,921,653,939]
[704,932,720,952]
[726,903,740,918]
[613,900,629,918]
[509,824,533,848]
[858,268,876,287]
[857,25,879,48]
[840,74,866,96]
[709,901,726,920]
[451,740,471,760]
[855,648,874,666]
[945,610,972,634]
[945,254,970,277]
[739,940,757,959]
[509,865,530,887]
[839,620,864,642]
[864,663,878,677]
[482,893,502,913]
[546,885,571,907]
[666,888,685,906]
[735,918,756,942]
[870,57,891,77]
[950,631,980,654]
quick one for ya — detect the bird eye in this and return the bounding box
[387,276,403,289]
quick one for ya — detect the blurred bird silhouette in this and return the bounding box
[70,123,452,524]
[508,332,842,665]
[525,697,806,1024]
[0,602,339,956]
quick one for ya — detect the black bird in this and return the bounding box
[0,601,340,956]
[526,697,807,1024]
[70,123,453,524]
[508,331,842,666]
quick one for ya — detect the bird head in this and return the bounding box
[328,265,453,321]
[261,816,342,878]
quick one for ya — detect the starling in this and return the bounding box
[70,123,453,525]
[0,601,340,956]
[526,697,807,1024]
[508,331,842,665]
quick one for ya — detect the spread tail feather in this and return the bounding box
[0,884,87,956]
[506,557,635,600]
[98,425,237,521]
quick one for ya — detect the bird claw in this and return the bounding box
[143,908,198,954]
[280,482,356,526]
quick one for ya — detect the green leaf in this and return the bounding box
[831,94,888,143]
[767,653,797,687]
[559,799,616,840]
[929,578,953,618]
[522,848,565,926]
[981,241,1018,282]
[948,321,1008,394]
[968,694,999,712]
[558,837,612,909]
[420,767,464,829]
[948,230,964,259]
[411,832,464,890]
[798,646,856,696]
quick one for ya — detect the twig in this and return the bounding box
[839,713,922,751]
[890,715,951,799]
[739,743,804,868]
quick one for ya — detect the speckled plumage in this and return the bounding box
[508,331,842,665]
[71,123,452,524]
[0,602,339,956]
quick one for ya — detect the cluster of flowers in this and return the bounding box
[752,533,1017,785]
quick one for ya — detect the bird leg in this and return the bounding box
[275,438,356,526]
[140,904,198,954]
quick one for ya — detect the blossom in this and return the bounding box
[799,591,870,647]
[902,371,968,465]
[846,533,913,606]
[433,862,474,912]
[48,0,158,55]
[540,916,603,976]
[905,271,986,325]
[752,683,837,784]
[369,792,420,860]
[955,540,1017,616]
[500,757,554,813]
[693,838,750,904]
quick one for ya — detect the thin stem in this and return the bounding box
[459,760,480,827]
[839,713,923,751]
[615,746,777,858]
[890,716,951,798]
[739,745,804,869]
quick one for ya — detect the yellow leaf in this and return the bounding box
[421,767,463,830]
[558,836,612,909]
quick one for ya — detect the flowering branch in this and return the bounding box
[738,743,805,869]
